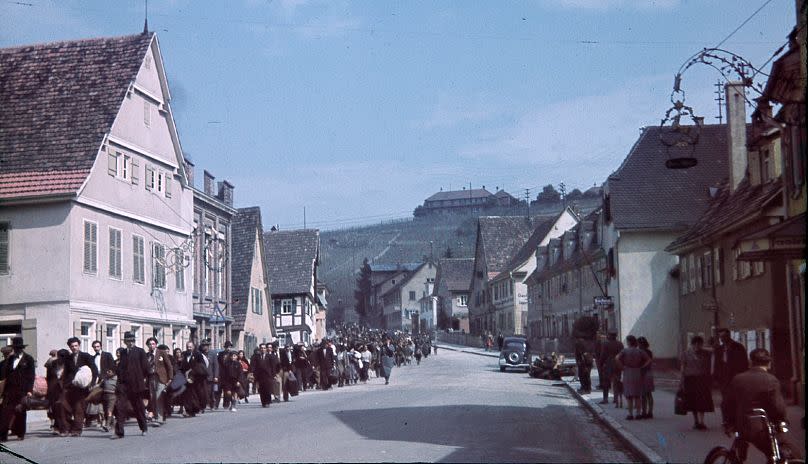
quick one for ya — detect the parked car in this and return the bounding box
[498,336,530,372]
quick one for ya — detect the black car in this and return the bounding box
[498,336,530,372]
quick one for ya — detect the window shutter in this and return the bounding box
[131,159,140,185]
[73,320,82,337]
[145,166,153,190]
[0,223,8,273]
[165,175,172,198]
[108,152,117,176]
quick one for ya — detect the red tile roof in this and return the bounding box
[0,33,154,200]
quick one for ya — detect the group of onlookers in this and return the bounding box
[0,326,432,442]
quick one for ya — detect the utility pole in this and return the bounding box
[559,182,567,208]
[303,206,306,229]
[524,188,531,218]
[714,80,725,124]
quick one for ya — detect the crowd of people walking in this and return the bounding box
[0,325,436,442]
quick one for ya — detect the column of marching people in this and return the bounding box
[0,325,437,441]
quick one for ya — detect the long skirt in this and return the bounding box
[683,375,714,412]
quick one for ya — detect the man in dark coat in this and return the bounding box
[199,340,218,411]
[112,331,150,438]
[250,344,277,407]
[721,348,802,460]
[713,328,749,391]
[319,339,335,390]
[59,336,99,437]
[215,341,234,410]
[0,337,36,442]
[574,337,595,394]
[598,332,624,404]
[180,341,207,417]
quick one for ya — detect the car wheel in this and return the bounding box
[507,352,520,364]
[500,366,506,372]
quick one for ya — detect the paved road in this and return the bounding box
[2,350,639,463]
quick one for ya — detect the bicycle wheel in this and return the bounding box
[704,446,740,464]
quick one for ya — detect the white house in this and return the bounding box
[0,33,196,370]
[380,262,436,332]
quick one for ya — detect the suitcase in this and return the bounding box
[271,374,282,397]
[286,373,300,397]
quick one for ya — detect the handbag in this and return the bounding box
[15,396,49,413]
[86,385,103,404]
[674,388,687,415]
[33,375,48,397]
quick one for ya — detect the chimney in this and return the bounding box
[203,170,215,196]
[183,157,195,188]
[726,82,748,192]
[217,181,234,207]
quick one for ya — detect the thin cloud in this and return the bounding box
[415,94,501,130]
[542,0,680,11]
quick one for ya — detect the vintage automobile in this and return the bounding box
[498,336,531,372]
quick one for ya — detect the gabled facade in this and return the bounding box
[0,33,195,370]
[380,261,436,332]
[264,229,320,346]
[433,258,475,332]
[486,209,579,337]
[230,207,274,354]
[526,210,608,353]
[368,262,421,327]
[603,121,734,361]
[189,166,235,348]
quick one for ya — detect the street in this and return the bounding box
[3,349,637,463]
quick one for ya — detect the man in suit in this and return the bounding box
[598,332,624,405]
[319,339,335,390]
[198,340,218,411]
[721,348,802,460]
[279,343,294,400]
[713,328,749,392]
[91,340,115,431]
[111,331,150,439]
[58,336,99,437]
[0,337,36,442]
[250,344,277,407]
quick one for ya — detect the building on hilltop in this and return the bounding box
[0,33,195,369]
[264,228,321,345]
[419,187,519,216]
[229,207,275,354]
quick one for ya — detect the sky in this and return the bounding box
[0,0,797,230]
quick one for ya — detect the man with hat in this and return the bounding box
[215,340,234,410]
[111,331,150,439]
[59,336,98,437]
[0,337,35,442]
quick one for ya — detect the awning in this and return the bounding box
[737,213,806,261]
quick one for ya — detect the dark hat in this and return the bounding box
[10,336,27,348]
[123,331,136,341]
[224,341,233,348]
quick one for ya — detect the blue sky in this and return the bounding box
[0,0,796,229]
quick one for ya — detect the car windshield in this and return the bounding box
[504,341,525,350]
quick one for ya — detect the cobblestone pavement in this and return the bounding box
[2,350,640,463]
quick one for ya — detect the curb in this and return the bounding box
[436,344,499,358]
[563,383,665,464]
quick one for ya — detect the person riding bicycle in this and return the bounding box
[720,348,802,460]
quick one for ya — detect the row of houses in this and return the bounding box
[0,32,328,374]
[432,15,804,405]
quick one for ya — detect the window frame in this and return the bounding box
[105,323,119,353]
[0,221,9,274]
[83,220,98,275]
[281,298,294,315]
[108,227,123,280]
[79,320,96,350]
[132,234,145,284]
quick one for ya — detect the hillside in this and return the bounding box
[319,197,601,323]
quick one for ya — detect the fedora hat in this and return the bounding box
[10,336,26,348]
[123,331,136,341]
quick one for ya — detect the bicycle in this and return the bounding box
[704,408,804,464]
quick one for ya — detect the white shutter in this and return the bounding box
[131,159,140,185]
[165,175,172,198]
[145,166,153,190]
[108,152,117,176]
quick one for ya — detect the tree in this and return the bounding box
[437,306,450,330]
[566,188,583,201]
[413,205,426,217]
[536,184,561,204]
[353,258,372,323]
[443,245,454,258]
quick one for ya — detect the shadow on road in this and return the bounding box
[332,404,615,463]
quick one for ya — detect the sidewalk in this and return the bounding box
[439,343,805,463]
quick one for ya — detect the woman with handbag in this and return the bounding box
[679,335,714,430]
